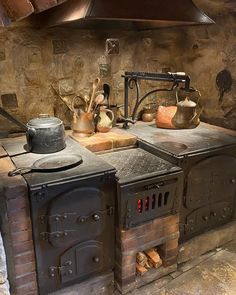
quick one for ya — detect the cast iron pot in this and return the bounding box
[0,107,66,154]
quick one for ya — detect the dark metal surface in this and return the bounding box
[99,148,181,184]
[99,147,183,229]
[30,173,115,294]
[8,154,83,176]
[128,123,236,157]
[39,0,214,29]
[0,106,27,131]
[8,137,115,188]
[126,122,236,240]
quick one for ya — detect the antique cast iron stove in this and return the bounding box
[128,123,236,241]
[120,71,236,242]
[99,147,183,229]
[4,137,116,295]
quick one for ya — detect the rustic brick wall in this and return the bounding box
[0,157,38,295]
[115,214,179,293]
[0,0,235,131]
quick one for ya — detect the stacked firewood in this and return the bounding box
[136,248,162,276]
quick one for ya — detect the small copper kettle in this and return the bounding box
[172,97,202,129]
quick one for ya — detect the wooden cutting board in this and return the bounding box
[70,127,137,152]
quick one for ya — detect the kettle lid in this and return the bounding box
[177,97,196,107]
[27,114,62,128]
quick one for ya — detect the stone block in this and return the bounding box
[0,281,10,295]
[0,234,7,284]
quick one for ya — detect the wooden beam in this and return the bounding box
[1,0,34,21]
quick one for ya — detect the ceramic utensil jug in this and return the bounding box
[72,109,95,137]
[96,107,114,133]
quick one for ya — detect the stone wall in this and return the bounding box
[0,0,235,131]
[0,233,10,295]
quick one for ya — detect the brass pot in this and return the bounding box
[172,97,201,129]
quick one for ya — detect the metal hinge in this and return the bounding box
[40,230,76,241]
[39,212,77,224]
[48,260,73,278]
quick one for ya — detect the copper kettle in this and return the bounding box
[172,96,202,129]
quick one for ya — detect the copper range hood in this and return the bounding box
[40,0,215,29]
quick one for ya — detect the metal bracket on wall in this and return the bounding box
[122,71,194,129]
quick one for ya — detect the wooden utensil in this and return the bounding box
[93,94,105,112]
[87,78,101,113]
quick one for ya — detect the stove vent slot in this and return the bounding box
[137,191,170,214]
[164,192,170,206]
[145,197,150,211]
[152,194,156,209]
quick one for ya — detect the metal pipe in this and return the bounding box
[0,106,27,131]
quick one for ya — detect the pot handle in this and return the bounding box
[190,106,203,123]
[8,167,32,177]
[105,109,115,123]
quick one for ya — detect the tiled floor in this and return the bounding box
[126,240,236,295]
[51,240,236,295]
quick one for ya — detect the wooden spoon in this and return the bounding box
[93,94,105,112]
[87,78,101,113]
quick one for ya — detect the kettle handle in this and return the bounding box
[105,109,115,123]
[190,106,203,123]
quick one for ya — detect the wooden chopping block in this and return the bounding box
[144,248,162,268]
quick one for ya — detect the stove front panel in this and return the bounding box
[30,173,115,295]
[119,171,183,229]
[182,155,236,239]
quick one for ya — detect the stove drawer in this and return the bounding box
[120,172,183,229]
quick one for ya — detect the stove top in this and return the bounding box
[5,137,115,188]
[99,148,181,184]
[128,123,236,157]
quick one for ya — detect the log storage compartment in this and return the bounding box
[116,214,179,293]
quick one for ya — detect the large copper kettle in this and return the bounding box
[172,97,202,129]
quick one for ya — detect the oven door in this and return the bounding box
[185,155,236,209]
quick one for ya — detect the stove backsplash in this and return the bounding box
[0,0,235,132]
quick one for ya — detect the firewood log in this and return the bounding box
[136,251,148,267]
[144,248,162,268]
[136,263,148,276]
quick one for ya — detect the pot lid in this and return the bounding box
[27,114,62,128]
[177,97,196,107]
